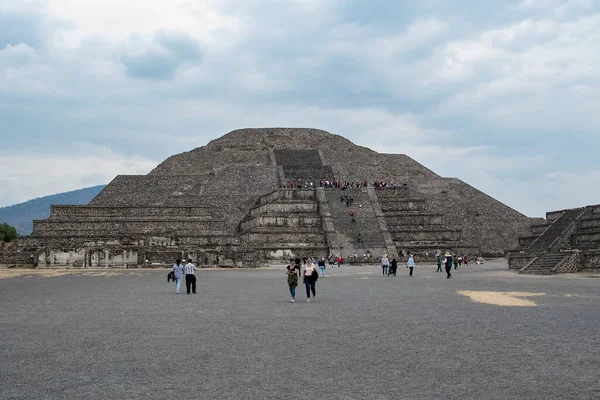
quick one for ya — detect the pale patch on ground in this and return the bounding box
[564,294,581,297]
[458,291,545,307]
[0,269,150,279]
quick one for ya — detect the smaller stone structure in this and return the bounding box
[509,204,600,274]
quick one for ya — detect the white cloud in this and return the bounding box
[0,147,157,207]
[0,0,598,218]
[44,0,244,47]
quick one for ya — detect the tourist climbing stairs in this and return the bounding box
[324,188,388,258]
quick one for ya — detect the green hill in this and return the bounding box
[0,185,106,235]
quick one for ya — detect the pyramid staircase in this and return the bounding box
[516,207,589,274]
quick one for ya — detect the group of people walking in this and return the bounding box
[172,251,468,301]
[380,254,415,277]
[171,259,198,294]
[286,257,319,303]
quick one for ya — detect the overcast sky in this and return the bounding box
[0,0,599,216]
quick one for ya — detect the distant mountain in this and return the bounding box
[0,185,106,235]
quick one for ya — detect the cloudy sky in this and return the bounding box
[0,0,598,216]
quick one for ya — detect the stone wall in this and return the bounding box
[580,250,600,272]
[508,255,537,270]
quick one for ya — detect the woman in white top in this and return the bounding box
[303,257,318,302]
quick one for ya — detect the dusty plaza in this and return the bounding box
[1,260,599,400]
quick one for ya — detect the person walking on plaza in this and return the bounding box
[390,258,398,276]
[444,252,453,279]
[407,254,415,277]
[436,254,442,273]
[454,256,459,270]
[172,259,184,294]
[184,258,197,294]
[304,258,318,302]
[286,258,300,303]
[318,257,326,277]
[337,256,342,268]
[381,255,389,276]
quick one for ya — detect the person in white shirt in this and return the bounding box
[407,255,415,277]
[303,258,317,302]
[183,259,197,294]
[381,255,389,276]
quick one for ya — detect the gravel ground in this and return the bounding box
[1,260,599,400]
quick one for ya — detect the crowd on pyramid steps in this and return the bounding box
[284,180,409,190]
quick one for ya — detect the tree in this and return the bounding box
[0,223,17,243]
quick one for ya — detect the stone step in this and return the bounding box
[33,220,223,232]
[391,230,461,242]
[249,202,318,217]
[383,210,436,217]
[245,226,323,233]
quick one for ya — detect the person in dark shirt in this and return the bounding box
[286,258,300,303]
[318,257,326,277]
[444,252,453,279]
[390,258,398,276]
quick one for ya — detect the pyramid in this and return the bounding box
[2,128,533,267]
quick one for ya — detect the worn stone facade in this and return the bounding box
[509,204,600,274]
[1,128,535,268]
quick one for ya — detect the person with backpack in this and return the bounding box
[303,257,318,302]
[172,259,184,294]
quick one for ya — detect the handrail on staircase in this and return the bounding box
[545,208,588,252]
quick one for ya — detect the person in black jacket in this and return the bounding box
[390,258,398,276]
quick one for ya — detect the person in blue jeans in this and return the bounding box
[304,258,317,302]
[172,259,184,294]
[318,257,326,277]
[381,255,389,276]
[286,258,300,303]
